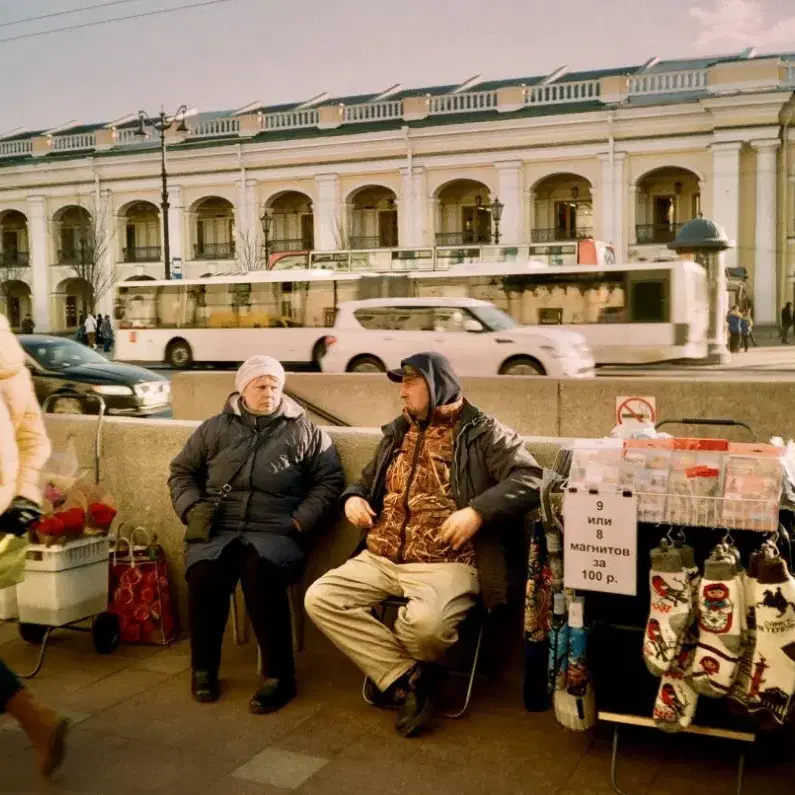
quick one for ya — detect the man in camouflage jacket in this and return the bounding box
[305,352,542,737]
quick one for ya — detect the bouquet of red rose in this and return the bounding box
[30,499,86,546]
[29,479,117,546]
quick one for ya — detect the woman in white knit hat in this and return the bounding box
[169,356,344,713]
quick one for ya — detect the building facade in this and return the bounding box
[0,50,794,332]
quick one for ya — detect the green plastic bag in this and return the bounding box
[0,532,28,590]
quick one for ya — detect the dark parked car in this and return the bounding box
[18,335,171,417]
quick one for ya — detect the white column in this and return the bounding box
[495,161,523,245]
[627,185,638,248]
[526,189,535,245]
[751,139,779,325]
[235,177,249,242]
[343,202,354,246]
[789,175,795,240]
[399,167,413,247]
[235,177,259,270]
[315,174,340,250]
[26,196,50,332]
[428,197,440,248]
[167,185,184,265]
[710,141,742,269]
[597,155,612,244]
[412,168,428,247]
[613,154,627,260]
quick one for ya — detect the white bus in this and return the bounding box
[113,259,708,368]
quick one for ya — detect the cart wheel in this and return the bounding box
[92,612,121,655]
[18,623,49,645]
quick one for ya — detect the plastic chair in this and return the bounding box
[230,584,305,675]
[361,595,486,719]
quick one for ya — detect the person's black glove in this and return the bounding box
[0,497,42,537]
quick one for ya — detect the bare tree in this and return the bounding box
[236,227,267,273]
[51,198,115,314]
[331,213,350,250]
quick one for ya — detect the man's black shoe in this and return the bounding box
[364,677,408,709]
[249,677,297,714]
[395,665,434,738]
[191,670,220,703]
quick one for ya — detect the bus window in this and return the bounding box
[202,284,237,328]
[302,279,335,327]
[411,275,473,300]
[117,285,164,328]
[489,273,625,325]
[627,271,669,323]
[539,308,563,325]
[157,285,186,328]
[280,281,310,327]
[527,244,578,266]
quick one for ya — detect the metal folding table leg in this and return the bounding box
[18,627,55,680]
[610,724,630,795]
[609,721,746,795]
[735,750,746,795]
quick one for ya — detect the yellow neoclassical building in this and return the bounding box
[0,49,793,332]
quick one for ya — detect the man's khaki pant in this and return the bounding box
[304,550,479,692]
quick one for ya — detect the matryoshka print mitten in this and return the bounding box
[692,551,744,697]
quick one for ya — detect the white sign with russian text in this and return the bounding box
[563,490,638,596]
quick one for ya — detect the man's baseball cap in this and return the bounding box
[386,363,421,383]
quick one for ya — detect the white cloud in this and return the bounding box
[689,0,795,53]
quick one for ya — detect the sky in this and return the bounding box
[0,0,793,132]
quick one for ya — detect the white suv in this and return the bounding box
[319,298,595,377]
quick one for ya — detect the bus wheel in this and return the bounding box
[166,340,194,370]
[499,356,545,376]
[347,355,386,373]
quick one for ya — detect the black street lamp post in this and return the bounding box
[490,196,504,245]
[260,207,273,268]
[135,106,188,280]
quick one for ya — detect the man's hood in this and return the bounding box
[387,351,462,416]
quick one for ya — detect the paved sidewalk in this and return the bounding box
[1,620,794,795]
[599,345,795,379]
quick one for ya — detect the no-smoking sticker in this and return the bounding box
[616,395,656,428]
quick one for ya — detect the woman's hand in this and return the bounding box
[344,496,376,529]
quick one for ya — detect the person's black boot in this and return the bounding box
[249,677,297,714]
[191,670,220,703]
[395,665,435,738]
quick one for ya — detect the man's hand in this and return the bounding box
[344,496,376,529]
[439,507,483,551]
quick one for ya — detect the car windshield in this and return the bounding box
[469,305,517,332]
[24,339,108,370]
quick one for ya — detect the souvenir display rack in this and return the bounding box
[558,420,795,795]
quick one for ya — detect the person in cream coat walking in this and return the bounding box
[0,312,69,777]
